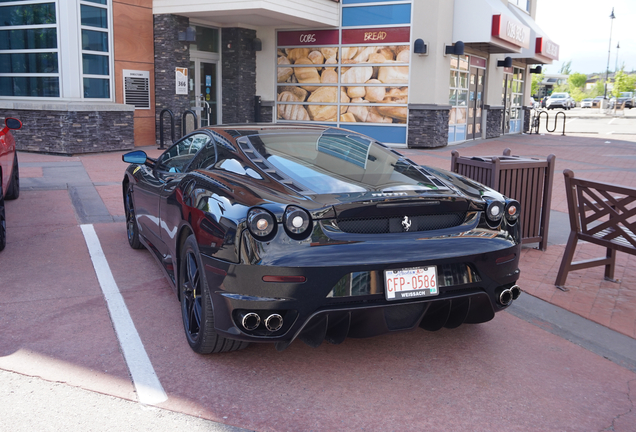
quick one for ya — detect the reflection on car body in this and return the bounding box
[122,124,522,353]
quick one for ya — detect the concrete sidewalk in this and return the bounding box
[402,131,636,340]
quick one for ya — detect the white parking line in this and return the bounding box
[608,118,616,125]
[80,224,168,405]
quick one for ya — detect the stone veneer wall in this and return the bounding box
[0,103,134,154]
[221,28,257,124]
[407,105,450,148]
[154,14,190,145]
[259,102,274,123]
[522,106,531,133]
[485,107,503,139]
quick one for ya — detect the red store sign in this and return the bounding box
[342,27,410,45]
[277,30,339,46]
[535,37,559,60]
[492,13,530,49]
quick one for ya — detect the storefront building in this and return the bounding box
[0,0,558,153]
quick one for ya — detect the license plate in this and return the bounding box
[384,266,438,301]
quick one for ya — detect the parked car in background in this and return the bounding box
[530,97,540,109]
[567,96,576,108]
[616,92,634,109]
[541,96,548,108]
[581,98,593,108]
[592,96,606,108]
[0,117,22,251]
[121,124,522,353]
[546,92,571,110]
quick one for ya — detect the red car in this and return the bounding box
[1,117,22,251]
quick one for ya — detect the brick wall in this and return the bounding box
[1,107,134,154]
[221,28,257,124]
[407,106,450,148]
[154,14,190,145]
[486,107,503,139]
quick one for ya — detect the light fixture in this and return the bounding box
[604,8,616,98]
[178,27,196,42]
[253,38,262,52]
[414,39,428,55]
[444,41,464,56]
[497,57,512,68]
[529,65,542,74]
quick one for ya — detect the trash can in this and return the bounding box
[450,148,556,251]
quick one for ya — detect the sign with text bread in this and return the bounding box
[277,28,410,124]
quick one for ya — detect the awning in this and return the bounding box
[453,0,530,54]
[506,5,559,64]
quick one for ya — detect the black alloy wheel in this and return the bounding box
[5,154,19,200]
[179,235,248,354]
[0,186,6,251]
[124,184,143,249]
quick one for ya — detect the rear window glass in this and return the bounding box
[241,129,443,194]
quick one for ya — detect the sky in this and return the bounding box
[534,0,636,75]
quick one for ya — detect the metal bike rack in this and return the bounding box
[181,109,199,136]
[531,110,566,136]
[159,108,175,150]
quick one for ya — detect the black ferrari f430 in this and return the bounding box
[122,125,521,353]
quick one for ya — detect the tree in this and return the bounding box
[559,60,572,75]
[611,69,636,96]
[531,69,544,97]
[568,73,587,89]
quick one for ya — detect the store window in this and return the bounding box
[448,55,469,143]
[276,27,410,144]
[502,67,524,134]
[0,0,113,99]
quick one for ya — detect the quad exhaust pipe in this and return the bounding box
[498,285,521,306]
[240,312,284,332]
[265,314,284,332]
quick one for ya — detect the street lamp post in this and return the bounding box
[615,42,620,72]
[604,8,616,99]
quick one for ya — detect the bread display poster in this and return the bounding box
[277,28,410,125]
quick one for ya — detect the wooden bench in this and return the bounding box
[555,170,636,291]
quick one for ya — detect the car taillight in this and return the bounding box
[247,208,276,240]
[283,206,312,240]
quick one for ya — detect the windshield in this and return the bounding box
[550,94,566,99]
[241,129,444,195]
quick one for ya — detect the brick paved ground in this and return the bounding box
[402,131,636,339]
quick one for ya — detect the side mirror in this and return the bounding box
[122,150,148,164]
[5,118,22,130]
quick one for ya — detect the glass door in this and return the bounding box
[467,66,484,140]
[189,58,219,127]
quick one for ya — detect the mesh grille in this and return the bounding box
[337,213,466,234]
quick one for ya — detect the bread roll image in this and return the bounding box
[353,46,377,63]
[321,47,338,62]
[377,65,408,84]
[341,66,373,84]
[367,107,393,123]
[340,89,351,104]
[293,58,321,91]
[278,56,293,83]
[377,47,395,61]
[347,86,366,99]
[308,50,325,66]
[286,48,310,63]
[321,69,338,84]
[396,49,410,63]
[278,86,308,101]
[363,79,386,102]
[385,87,408,98]
[277,92,311,120]
[307,87,338,121]
[340,112,356,122]
[347,104,369,122]
[341,47,358,60]
[376,105,407,122]
[368,53,387,64]
[395,45,410,56]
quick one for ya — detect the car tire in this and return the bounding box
[180,234,249,354]
[124,183,143,249]
[0,186,6,252]
[5,154,19,200]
